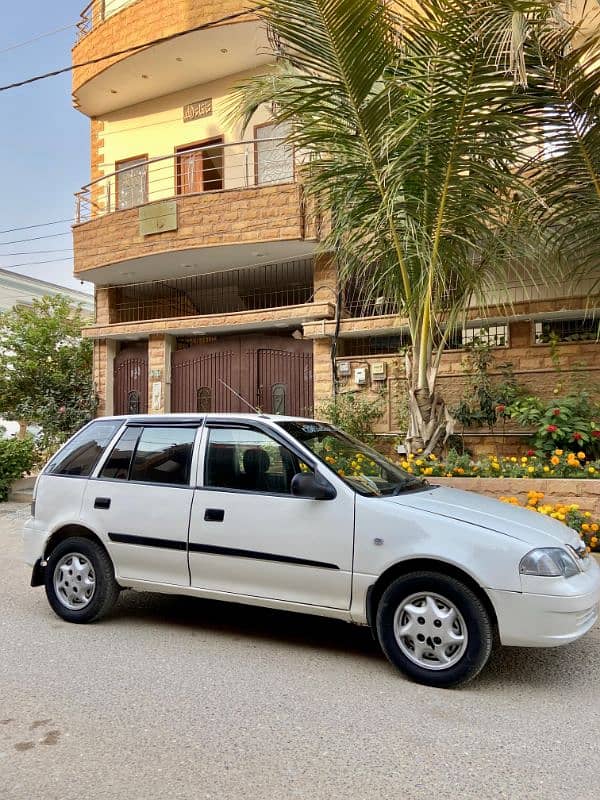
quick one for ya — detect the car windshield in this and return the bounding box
[278,421,428,497]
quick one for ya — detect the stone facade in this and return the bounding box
[74,184,313,275]
[73,0,252,97]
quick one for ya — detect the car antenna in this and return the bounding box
[218,379,262,414]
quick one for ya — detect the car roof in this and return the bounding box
[95,413,324,425]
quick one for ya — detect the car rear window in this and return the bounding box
[46,421,123,478]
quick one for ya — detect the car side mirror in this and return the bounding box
[291,472,337,501]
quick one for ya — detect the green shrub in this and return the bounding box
[0,436,36,502]
[318,391,384,441]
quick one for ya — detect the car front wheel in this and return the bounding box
[45,537,120,624]
[375,571,493,688]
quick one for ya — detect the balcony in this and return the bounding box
[72,0,268,115]
[86,259,335,339]
[73,138,321,283]
[77,0,138,39]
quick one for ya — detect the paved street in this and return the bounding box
[1,502,599,800]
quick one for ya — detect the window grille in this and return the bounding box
[535,317,598,344]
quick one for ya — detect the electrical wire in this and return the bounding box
[0,249,73,256]
[0,231,72,245]
[0,257,73,269]
[0,23,76,55]
[0,6,266,93]
[0,218,73,234]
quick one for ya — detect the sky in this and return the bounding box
[0,1,92,293]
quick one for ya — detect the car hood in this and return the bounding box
[383,485,581,549]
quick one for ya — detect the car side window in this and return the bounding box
[204,427,310,494]
[129,427,196,486]
[46,421,122,477]
[99,427,141,481]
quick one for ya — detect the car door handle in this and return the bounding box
[204,508,225,522]
[94,497,111,510]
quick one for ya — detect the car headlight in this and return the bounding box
[519,548,580,578]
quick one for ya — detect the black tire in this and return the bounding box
[375,571,493,688]
[45,537,120,624]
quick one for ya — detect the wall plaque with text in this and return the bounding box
[183,98,213,122]
[139,201,178,236]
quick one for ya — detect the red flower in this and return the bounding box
[527,449,535,457]
[496,404,506,414]
[573,432,583,441]
[546,425,558,433]
[592,431,600,439]
[553,408,561,416]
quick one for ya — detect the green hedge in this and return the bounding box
[0,437,35,502]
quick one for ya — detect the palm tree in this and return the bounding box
[235,0,600,453]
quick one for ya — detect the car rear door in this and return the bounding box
[80,422,201,586]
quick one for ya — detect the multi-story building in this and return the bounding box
[72,0,598,433]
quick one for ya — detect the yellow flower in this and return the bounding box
[577,452,586,460]
[589,467,596,474]
[543,466,550,473]
[584,511,592,517]
[424,467,434,476]
[415,459,424,466]
[510,457,517,463]
[550,456,560,466]
[429,454,437,461]
[555,449,563,456]
[521,457,528,463]
[591,524,599,533]
[527,466,535,474]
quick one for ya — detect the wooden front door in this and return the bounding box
[176,138,224,195]
[113,345,148,415]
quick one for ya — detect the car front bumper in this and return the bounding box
[489,562,600,647]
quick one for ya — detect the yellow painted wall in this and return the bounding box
[96,66,276,204]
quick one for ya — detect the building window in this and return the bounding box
[127,390,141,414]
[116,156,148,210]
[341,335,408,357]
[176,138,224,195]
[446,325,509,351]
[272,384,287,415]
[196,387,212,413]
[535,317,598,344]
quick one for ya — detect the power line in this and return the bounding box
[0,257,73,269]
[0,249,73,256]
[0,231,72,245]
[0,218,73,234]
[0,23,75,56]
[0,6,265,93]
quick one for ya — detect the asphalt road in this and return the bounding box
[1,501,600,800]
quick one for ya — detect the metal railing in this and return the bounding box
[77,0,139,40]
[111,258,314,323]
[75,137,297,224]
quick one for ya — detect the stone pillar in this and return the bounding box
[313,252,337,304]
[95,287,117,325]
[148,334,175,414]
[509,319,532,348]
[93,338,116,417]
[313,338,335,410]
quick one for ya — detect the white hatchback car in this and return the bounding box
[24,414,600,687]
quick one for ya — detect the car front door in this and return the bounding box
[81,423,200,586]
[188,422,354,609]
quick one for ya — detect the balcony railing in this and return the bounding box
[109,259,315,324]
[77,0,138,40]
[75,137,297,224]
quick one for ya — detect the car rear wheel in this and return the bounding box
[375,571,493,688]
[45,537,120,624]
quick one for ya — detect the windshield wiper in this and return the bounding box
[391,478,429,496]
